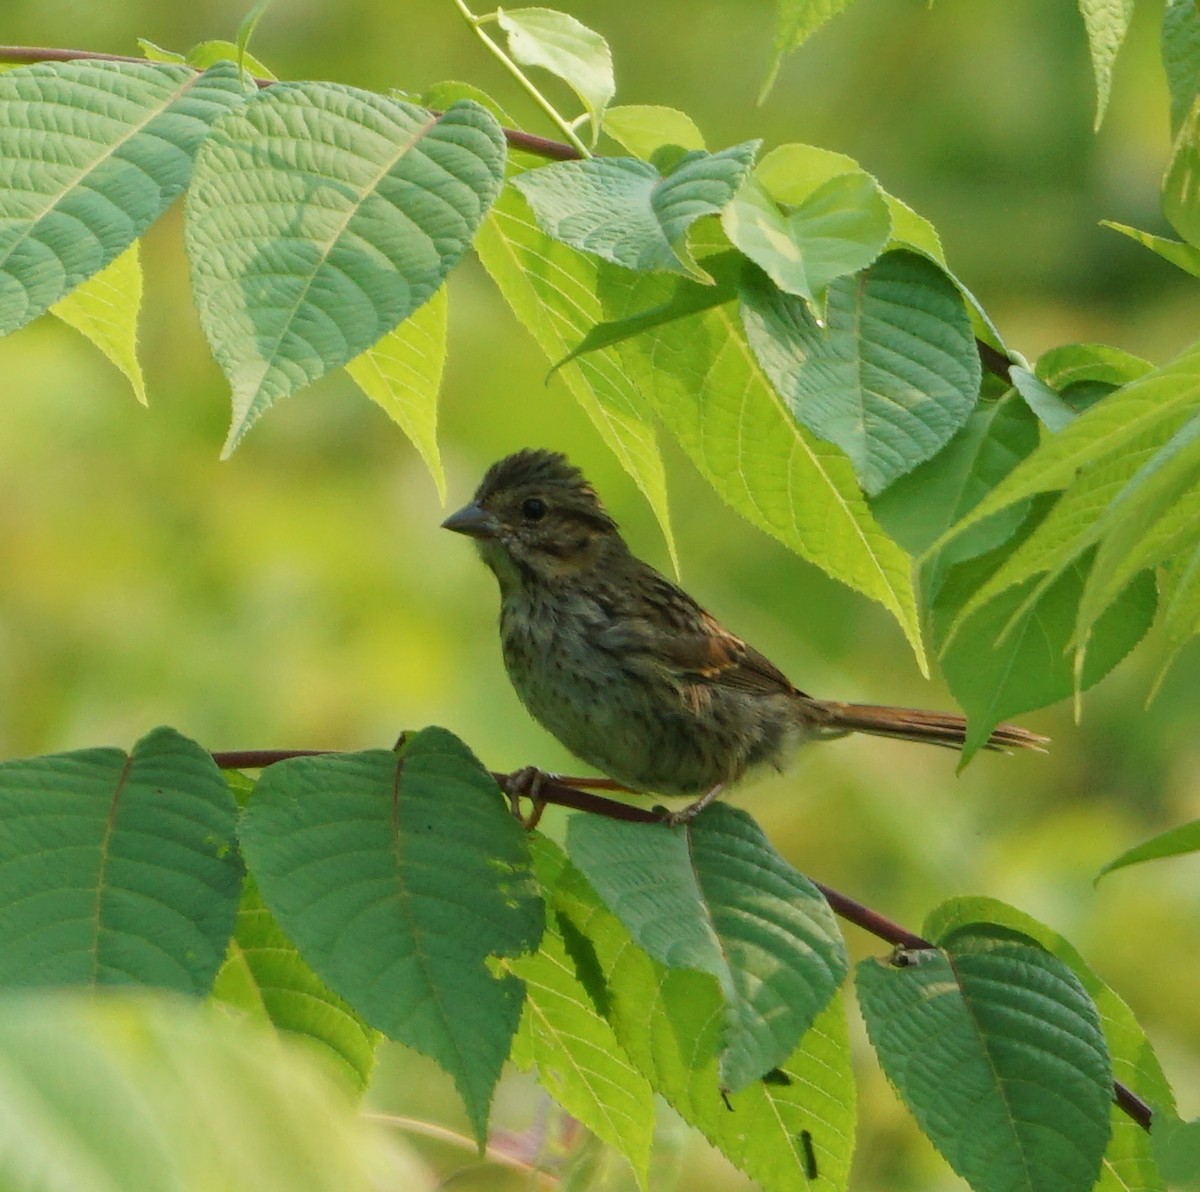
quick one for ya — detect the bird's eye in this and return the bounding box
[521,496,547,521]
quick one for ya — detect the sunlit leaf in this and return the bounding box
[1103,220,1200,277]
[50,240,146,404]
[603,104,705,158]
[1097,820,1200,882]
[495,7,614,143]
[346,284,447,501]
[759,0,859,103]
[1163,0,1200,135]
[1078,0,1135,129]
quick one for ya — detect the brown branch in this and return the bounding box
[212,746,1153,1131]
[0,45,582,161]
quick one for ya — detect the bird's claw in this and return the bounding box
[500,765,555,831]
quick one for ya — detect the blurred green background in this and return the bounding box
[2,1,1198,1187]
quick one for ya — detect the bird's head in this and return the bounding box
[442,449,622,590]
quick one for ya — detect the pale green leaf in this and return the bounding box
[1103,219,1200,277]
[237,729,543,1146]
[929,339,1200,570]
[474,185,676,565]
[346,284,447,501]
[740,250,980,495]
[495,7,614,143]
[185,90,505,455]
[211,874,380,1095]
[1078,0,1135,129]
[0,726,242,993]
[50,240,146,404]
[0,993,396,1192]
[186,40,277,79]
[760,0,859,103]
[510,863,653,1185]
[602,104,705,158]
[510,141,758,281]
[1151,542,1200,696]
[0,60,249,335]
[858,924,1112,1192]
[722,172,890,303]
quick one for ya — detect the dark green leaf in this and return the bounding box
[237,728,543,1145]
[740,250,980,495]
[923,897,1176,1192]
[0,726,242,994]
[857,925,1112,1192]
[0,60,249,334]
[186,90,506,454]
[510,141,758,280]
[1152,1111,1200,1188]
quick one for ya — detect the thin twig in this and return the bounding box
[0,45,582,161]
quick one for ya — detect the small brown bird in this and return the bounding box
[444,449,1047,823]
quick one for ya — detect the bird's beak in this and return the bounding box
[441,502,498,539]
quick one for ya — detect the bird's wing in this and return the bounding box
[596,565,801,697]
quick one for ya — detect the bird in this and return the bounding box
[443,449,1047,824]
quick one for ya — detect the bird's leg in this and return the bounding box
[662,782,726,827]
[499,766,554,830]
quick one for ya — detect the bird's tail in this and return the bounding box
[815,701,1049,752]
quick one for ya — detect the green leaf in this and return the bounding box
[553,249,743,371]
[1103,220,1200,277]
[1151,1111,1200,1188]
[740,250,980,496]
[597,257,925,664]
[1151,541,1200,696]
[494,7,615,144]
[509,141,758,281]
[555,858,856,1190]
[50,240,147,404]
[1164,0,1200,135]
[211,874,380,1095]
[510,841,653,1186]
[870,390,1040,596]
[185,90,505,455]
[935,544,1156,759]
[923,898,1175,1192]
[0,60,249,335]
[186,40,277,79]
[929,338,1200,569]
[0,992,393,1192]
[1097,820,1200,882]
[1012,365,1083,432]
[759,0,858,103]
[236,729,543,1146]
[753,141,944,262]
[1078,0,1134,129]
[345,284,447,501]
[474,185,676,565]
[603,104,705,158]
[0,726,241,994]
[1164,96,1200,248]
[567,807,847,1091]
[858,925,1112,1192]
[1075,414,1200,654]
[722,172,890,304]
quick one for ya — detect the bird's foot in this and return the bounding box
[499,766,555,830]
[659,782,725,827]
